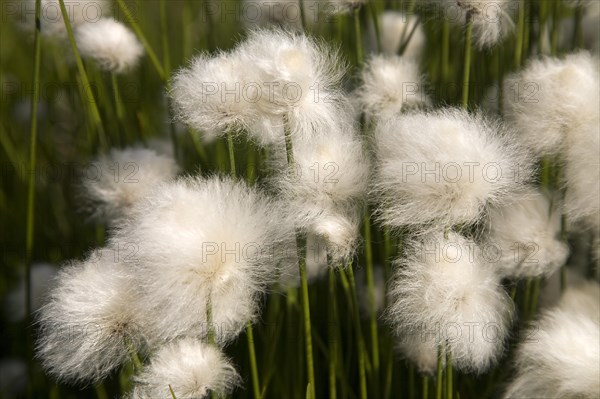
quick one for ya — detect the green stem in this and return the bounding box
[462,14,473,109]
[514,0,525,68]
[573,5,584,49]
[227,132,236,180]
[422,375,429,399]
[353,7,364,66]
[550,0,559,56]
[446,349,452,399]
[58,0,107,149]
[115,0,166,81]
[283,115,315,399]
[436,345,443,399]
[529,278,541,318]
[299,0,307,31]
[368,1,382,52]
[441,19,450,82]
[159,0,171,77]
[346,265,368,399]
[246,322,261,399]
[111,73,125,143]
[363,212,380,397]
[328,267,338,399]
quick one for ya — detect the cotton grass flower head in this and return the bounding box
[503,51,600,158]
[373,108,532,231]
[358,54,430,120]
[130,338,240,399]
[81,146,179,224]
[20,0,111,38]
[74,19,144,73]
[36,251,146,384]
[445,0,516,48]
[237,29,348,144]
[171,51,260,142]
[484,187,569,279]
[504,281,600,398]
[271,125,369,259]
[387,231,514,373]
[378,11,426,58]
[111,176,293,344]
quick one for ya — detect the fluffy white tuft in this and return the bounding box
[130,338,240,399]
[387,231,514,373]
[503,51,600,158]
[484,187,569,279]
[237,29,349,145]
[445,0,516,48]
[504,281,600,398]
[81,146,179,224]
[35,252,146,384]
[110,176,293,344]
[373,108,533,231]
[74,19,144,73]
[270,126,369,259]
[378,11,426,58]
[358,54,430,120]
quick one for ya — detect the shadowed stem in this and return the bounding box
[446,349,453,399]
[58,0,107,149]
[328,266,338,399]
[514,0,525,68]
[462,14,473,109]
[353,7,364,66]
[283,114,316,399]
[363,211,380,397]
[115,0,166,81]
[436,345,443,399]
[345,264,368,399]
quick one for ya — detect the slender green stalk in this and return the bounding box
[26,0,42,332]
[441,19,450,82]
[529,278,541,318]
[422,375,429,399]
[299,0,307,31]
[436,345,443,399]
[159,0,171,77]
[398,18,421,56]
[115,0,166,81]
[169,385,178,399]
[363,212,380,397]
[283,115,316,399]
[206,294,216,345]
[514,0,525,68]
[523,279,532,318]
[368,1,382,52]
[111,73,125,141]
[446,350,453,399]
[227,132,236,179]
[58,0,107,149]
[346,265,368,399]
[462,14,473,109]
[408,364,415,399]
[353,7,364,66]
[550,0,560,56]
[246,322,261,399]
[573,5,584,49]
[328,267,338,399]
[126,338,143,371]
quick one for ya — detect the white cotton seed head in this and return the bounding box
[270,126,369,258]
[505,283,600,399]
[563,115,600,226]
[237,29,348,144]
[171,52,261,139]
[36,252,146,384]
[74,19,144,73]
[81,146,179,224]
[447,0,516,48]
[130,338,240,399]
[19,0,111,38]
[379,11,426,59]
[387,231,514,373]
[110,176,293,345]
[358,54,430,120]
[503,51,600,158]
[373,108,533,231]
[484,187,569,279]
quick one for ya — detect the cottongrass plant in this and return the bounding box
[74,18,144,73]
[129,338,241,399]
[378,11,426,58]
[109,176,293,345]
[81,146,180,224]
[373,108,533,232]
[387,231,514,373]
[36,250,146,384]
[484,187,569,279]
[504,280,600,398]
